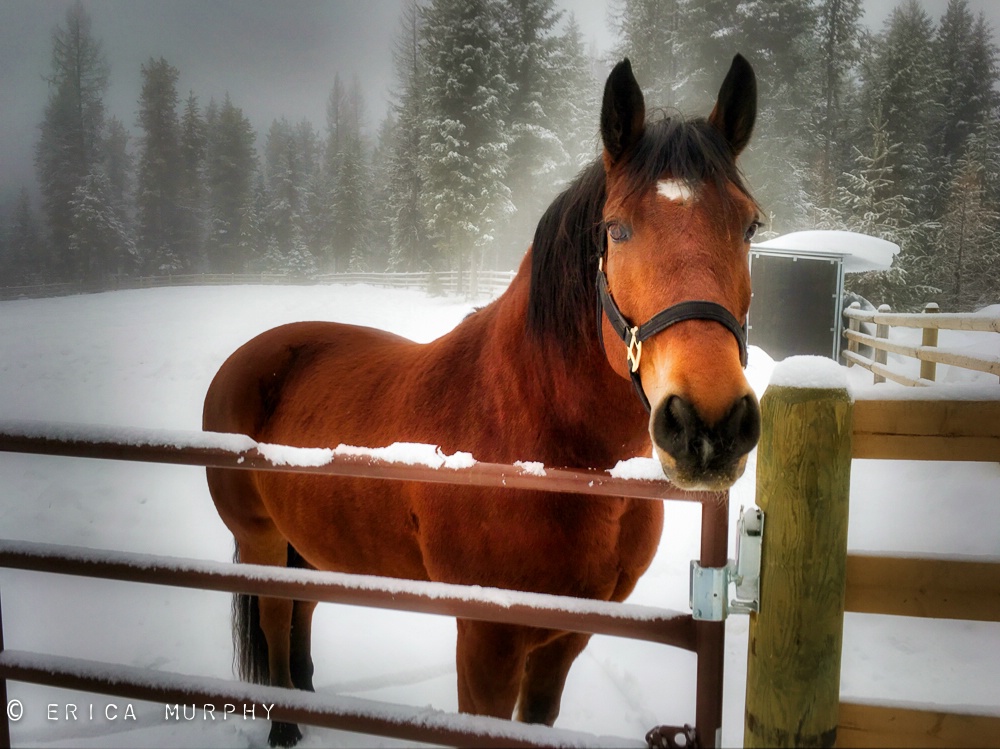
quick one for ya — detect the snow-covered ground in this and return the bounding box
[0,283,997,748]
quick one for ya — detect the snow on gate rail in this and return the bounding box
[0,421,728,748]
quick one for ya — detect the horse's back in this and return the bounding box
[203,320,411,437]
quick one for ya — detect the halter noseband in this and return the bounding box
[596,259,748,413]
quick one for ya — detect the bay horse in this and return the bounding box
[204,55,760,746]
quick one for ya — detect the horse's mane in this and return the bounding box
[526,113,755,352]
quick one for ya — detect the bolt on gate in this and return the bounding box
[0,425,759,748]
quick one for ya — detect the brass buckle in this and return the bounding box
[627,325,642,373]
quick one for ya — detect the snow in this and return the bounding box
[768,355,851,391]
[0,282,998,748]
[753,229,900,273]
[332,443,476,471]
[514,460,546,477]
[609,456,668,481]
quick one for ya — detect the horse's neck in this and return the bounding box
[475,267,651,467]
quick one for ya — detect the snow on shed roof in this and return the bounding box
[753,230,900,273]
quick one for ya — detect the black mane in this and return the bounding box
[526,114,754,352]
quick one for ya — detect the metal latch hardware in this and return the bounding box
[689,506,763,621]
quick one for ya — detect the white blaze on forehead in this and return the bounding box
[656,179,694,203]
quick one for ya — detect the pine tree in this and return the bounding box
[419,0,513,293]
[69,170,136,280]
[493,0,566,269]
[387,0,430,272]
[548,14,600,181]
[5,188,45,285]
[34,1,109,281]
[102,116,133,216]
[808,0,864,212]
[205,94,258,273]
[937,124,1000,310]
[136,57,183,273]
[610,0,687,109]
[178,92,208,270]
[322,76,371,273]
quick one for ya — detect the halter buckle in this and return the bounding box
[626,326,642,373]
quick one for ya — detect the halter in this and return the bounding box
[596,258,748,413]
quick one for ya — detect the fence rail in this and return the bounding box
[0,423,727,748]
[843,302,1000,386]
[745,378,1000,748]
[0,270,517,302]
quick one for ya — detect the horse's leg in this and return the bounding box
[235,534,303,747]
[516,632,591,725]
[290,599,318,692]
[455,619,528,719]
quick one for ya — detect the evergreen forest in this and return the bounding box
[2,0,999,311]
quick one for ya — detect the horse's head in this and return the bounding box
[598,56,761,491]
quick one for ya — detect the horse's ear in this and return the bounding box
[601,58,645,164]
[708,54,757,157]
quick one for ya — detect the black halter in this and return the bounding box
[596,260,748,413]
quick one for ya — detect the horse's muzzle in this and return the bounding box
[651,392,761,490]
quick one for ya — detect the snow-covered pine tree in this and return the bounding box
[136,57,183,274]
[937,124,1000,310]
[419,0,513,294]
[69,170,136,280]
[178,92,208,270]
[492,0,566,270]
[34,1,110,281]
[5,188,46,285]
[547,13,600,181]
[386,0,430,273]
[610,0,687,109]
[204,94,257,273]
[806,0,864,214]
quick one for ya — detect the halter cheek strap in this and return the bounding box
[596,262,749,413]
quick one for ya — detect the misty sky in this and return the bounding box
[3,0,1000,207]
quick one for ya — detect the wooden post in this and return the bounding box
[744,379,853,748]
[845,302,860,366]
[873,304,891,384]
[920,302,940,382]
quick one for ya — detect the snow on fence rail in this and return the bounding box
[745,362,1000,748]
[0,422,728,748]
[0,270,517,302]
[843,301,1000,386]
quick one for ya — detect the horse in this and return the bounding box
[204,54,760,747]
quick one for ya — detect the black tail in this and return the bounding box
[232,541,269,684]
[232,542,311,685]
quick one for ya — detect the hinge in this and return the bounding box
[689,506,763,621]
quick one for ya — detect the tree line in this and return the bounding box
[1,0,998,310]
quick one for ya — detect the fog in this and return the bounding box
[1,0,999,206]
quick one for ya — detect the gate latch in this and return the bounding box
[689,506,763,621]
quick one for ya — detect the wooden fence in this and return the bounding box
[0,425,728,748]
[745,379,1000,748]
[0,270,517,302]
[843,302,1000,386]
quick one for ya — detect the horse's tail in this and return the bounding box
[232,541,268,684]
[232,541,309,685]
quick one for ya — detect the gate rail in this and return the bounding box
[0,423,730,748]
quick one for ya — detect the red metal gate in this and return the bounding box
[0,425,731,748]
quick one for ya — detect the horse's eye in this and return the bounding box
[608,221,632,243]
[744,221,761,243]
